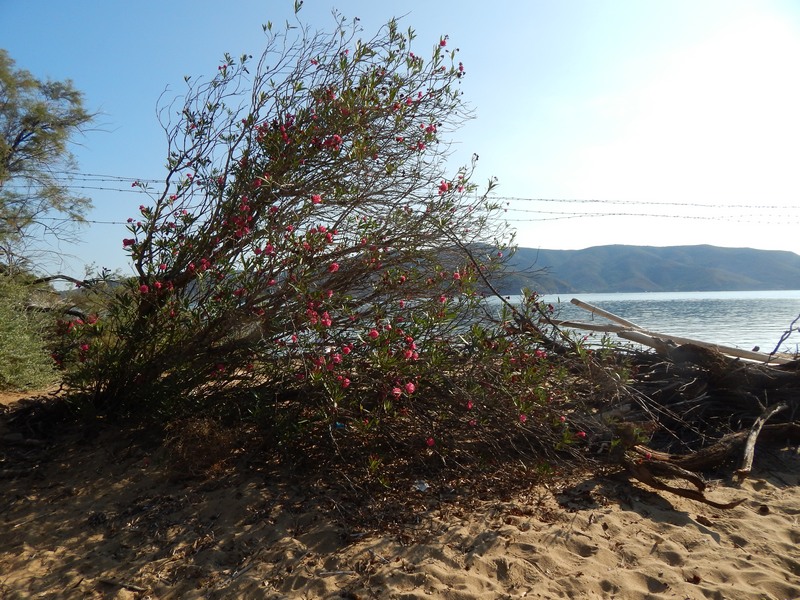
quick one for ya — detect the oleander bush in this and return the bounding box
[55,12,599,474]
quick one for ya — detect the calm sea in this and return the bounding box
[528,290,800,354]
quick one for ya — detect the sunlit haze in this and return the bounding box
[2,0,799,276]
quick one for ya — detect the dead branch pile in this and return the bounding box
[555,298,800,507]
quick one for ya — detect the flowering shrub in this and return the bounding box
[58,13,596,476]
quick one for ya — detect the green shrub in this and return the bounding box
[0,274,58,391]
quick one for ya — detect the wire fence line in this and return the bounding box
[5,171,799,227]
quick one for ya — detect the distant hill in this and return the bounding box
[501,245,800,293]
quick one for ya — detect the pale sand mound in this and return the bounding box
[1,407,798,599]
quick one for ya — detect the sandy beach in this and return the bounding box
[2,391,799,600]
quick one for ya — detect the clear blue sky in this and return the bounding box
[2,0,800,277]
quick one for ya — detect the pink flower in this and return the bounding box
[139,284,149,294]
[79,343,90,352]
[341,377,351,389]
[576,431,587,439]
[438,295,447,303]
[453,271,461,280]
[439,38,447,47]
[392,387,402,398]
[438,181,449,194]
[328,262,340,273]
[404,382,416,394]
[559,415,566,423]
[426,437,435,448]
[122,238,135,247]
[158,263,167,271]
[398,300,406,308]
[519,414,527,423]
[342,345,352,355]
[469,419,477,427]
[368,329,380,339]
[311,194,322,204]
[466,400,473,410]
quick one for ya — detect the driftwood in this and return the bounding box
[561,298,793,365]
[557,298,800,505]
[623,457,745,509]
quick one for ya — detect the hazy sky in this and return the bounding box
[2,0,800,276]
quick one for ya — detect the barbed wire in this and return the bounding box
[490,196,800,211]
[6,171,800,227]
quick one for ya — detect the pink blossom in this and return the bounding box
[328,262,340,273]
[576,431,587,439]
[469,419,477,427]
[466,400,474,410]
[341,377,351,389]
[79,343,90,352]
[438,181,449,194]
[311,194,322,204]
[139,284,149,294]
[559,415,566,423]
[404,382,416,394]
[368,329,380,339]
[519,414,527,423]
[439,38,447,47]
[453,271,461,280]
[342,345,352,355]
[122,238,135,247]
[392,387,402,398]
[426,437,435,448]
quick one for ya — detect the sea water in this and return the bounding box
[529,290,800,354]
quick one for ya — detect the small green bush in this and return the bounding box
[0,274,58,391]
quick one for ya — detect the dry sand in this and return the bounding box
[2,392,799,599]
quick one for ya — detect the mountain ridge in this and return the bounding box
[503,244,800,293]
